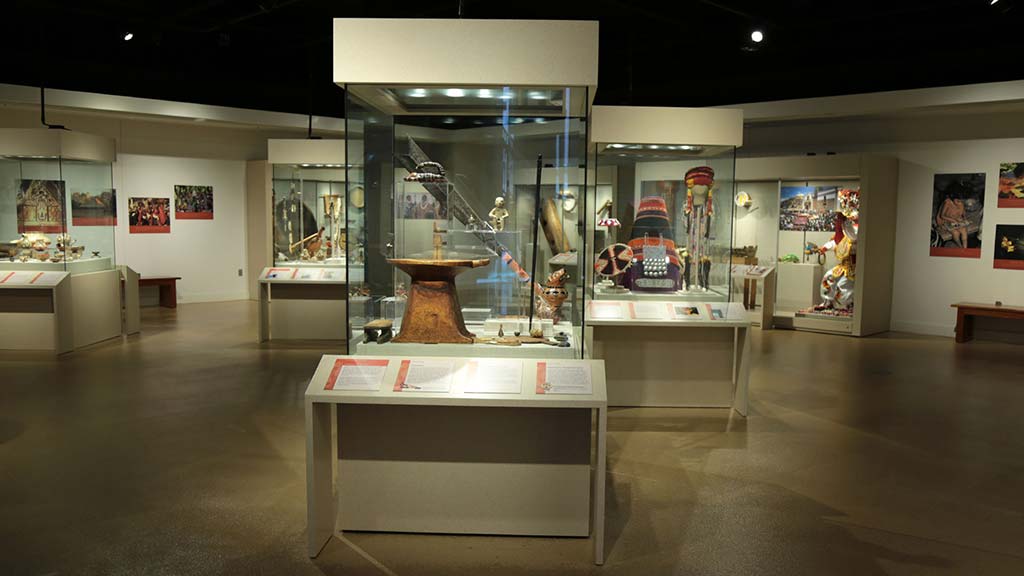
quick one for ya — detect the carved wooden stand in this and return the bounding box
[389,258,490,344]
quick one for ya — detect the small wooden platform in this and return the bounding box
[951,302,1024,343]
[139,276,181,309]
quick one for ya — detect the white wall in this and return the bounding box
[115,154,249,303]
[888,139,1024,336]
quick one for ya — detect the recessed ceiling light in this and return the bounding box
[512,118,525,124]
[751,30,764,43]
[991,0,999,4]
[445,88,466,98]
[409,88,428,98]
[649,145,661,150]
[534,118,546,124]
[528,91,546,100]
[609,144,625,149]
[443,117,455,124]
[123,32,134,41]
[476,89,493,98]
[498,90,514,100]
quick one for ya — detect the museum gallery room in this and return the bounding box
[2,1,1024,575]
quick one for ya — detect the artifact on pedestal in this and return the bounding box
[389,223,490,344]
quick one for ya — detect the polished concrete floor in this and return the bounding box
[1,301,1022,575]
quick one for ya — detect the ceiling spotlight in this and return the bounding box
[991,0,999,4]
[751,30,764,43]
[445,88,466,98]
[123,32,134,41]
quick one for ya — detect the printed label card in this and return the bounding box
[462,359,523,394]
[535,362,593,395]
[324,358,389,391]
[394,359,456,393]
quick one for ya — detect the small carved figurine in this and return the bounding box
[489,197,510,231]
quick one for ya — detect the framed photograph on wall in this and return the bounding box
[129,197,171,234]
[173,185,214,220]
[71,188,117,226]
[930,173,985,258]
[994,224,1024,270]
[16,179,65,233]
[998,163,1024,208]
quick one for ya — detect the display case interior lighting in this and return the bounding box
[445,88,466,98]
[408,88,428,98]
[476,89,493,98]
[528,91,547,100]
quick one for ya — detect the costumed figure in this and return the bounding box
[684,166,715,291]
[623,197,681,292]
[814,188,860,313]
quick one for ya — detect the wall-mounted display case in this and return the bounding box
[0,129,124,352]
[734,154,899,336]
[0,145,116,274]
[344,84,591,358]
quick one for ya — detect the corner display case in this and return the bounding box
[735,154,899,336]
[344,85,590,358]
[0,129,124,352]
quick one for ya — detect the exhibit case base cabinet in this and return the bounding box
[305,354,608,564]
[586,300,750,414]
[0,271,73,354]
[257,266,347,342]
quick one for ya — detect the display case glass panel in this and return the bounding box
[589,144,737,303]
[345,84,590,357]
[0,155,116,273]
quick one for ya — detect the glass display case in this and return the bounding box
[732,178,861,318]
[344,84,590,357]
[0,155,116,274]
[589,143,737,303]
[271,163,355,269]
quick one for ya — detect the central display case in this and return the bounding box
[344,85,591,358]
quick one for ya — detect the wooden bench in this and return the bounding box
[139,276,181,309]
[951,302,1024,343]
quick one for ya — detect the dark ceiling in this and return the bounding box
[2,0,1021,120]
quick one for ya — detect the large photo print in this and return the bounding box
[930,173,984,258]
[17,179,65,233]
[129,197,171,234]
[779,186,838,231]
[998,162,1024,208]
[71,189,117,226]
[994,224,1024,270]
[174,185,214,220]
